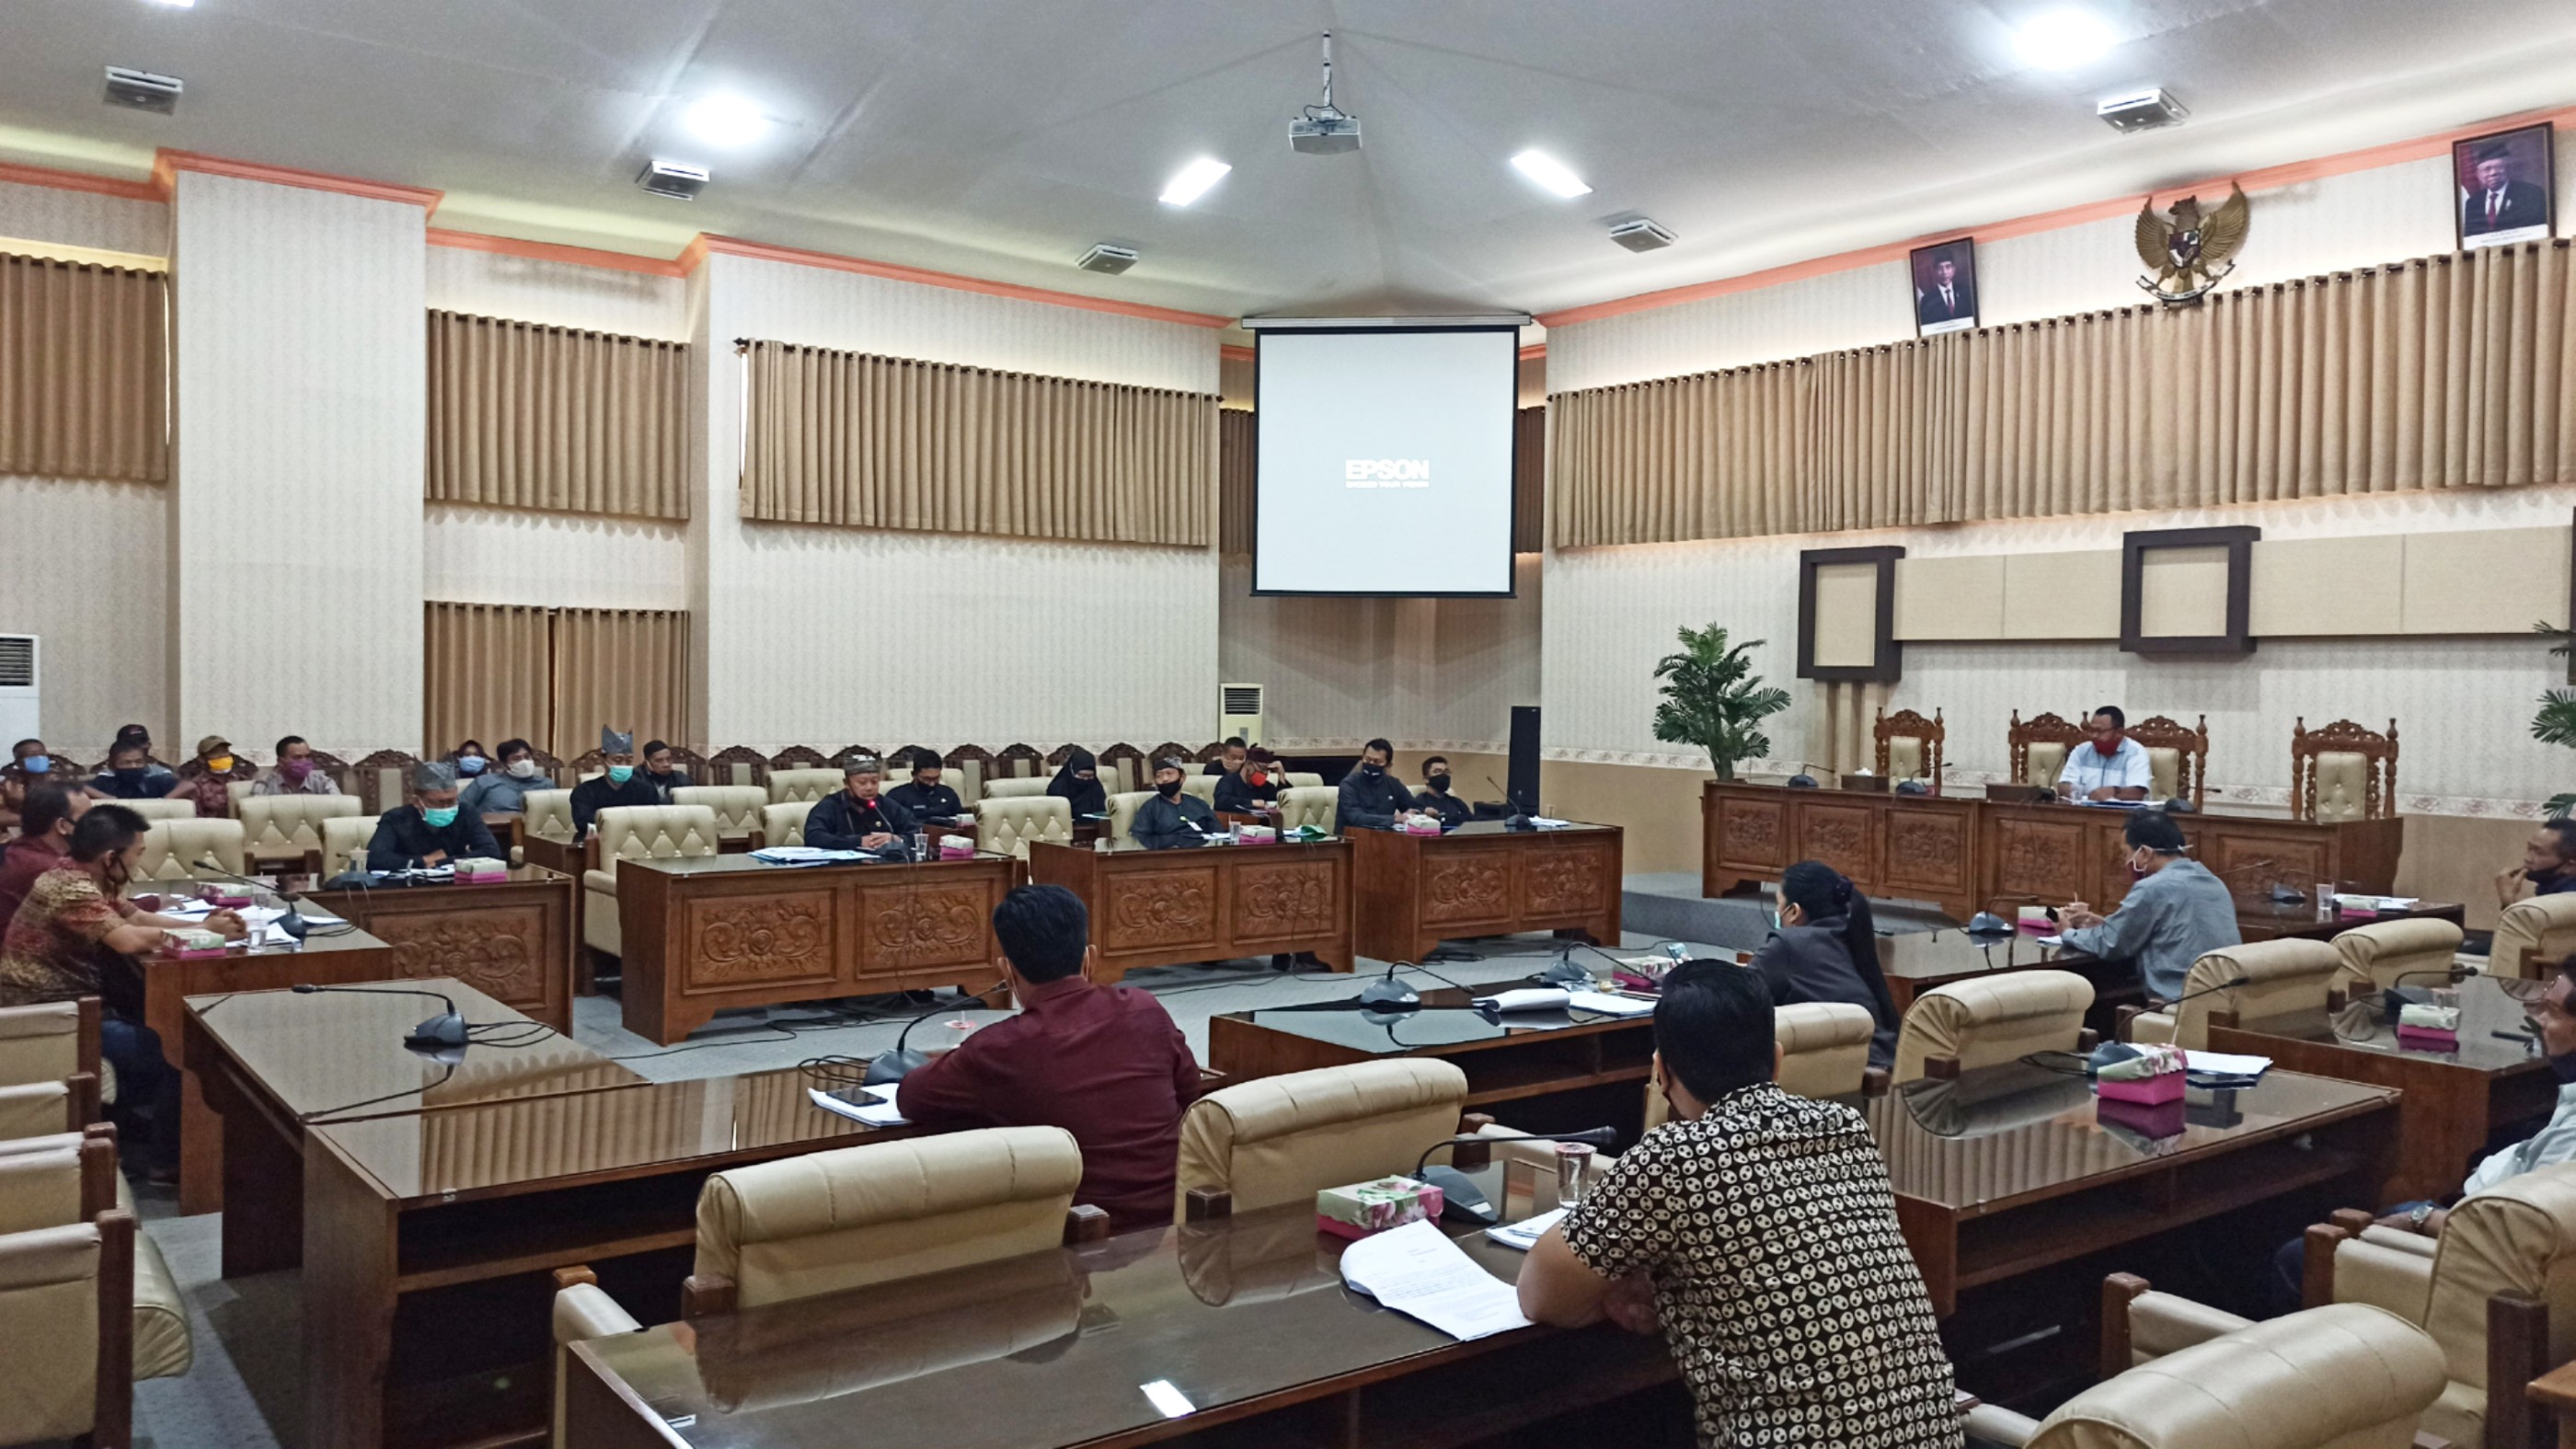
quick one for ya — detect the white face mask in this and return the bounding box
[506,759,539,780]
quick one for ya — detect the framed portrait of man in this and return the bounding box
[1910,238,1978,337]
[2455,123,2555,251]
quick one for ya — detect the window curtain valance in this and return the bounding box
[1549,239,2576,547]
[426,310,691,521]
[739,339,1216,547]
[0,252,167,484]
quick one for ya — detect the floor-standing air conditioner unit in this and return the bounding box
[0,635,37,743]
[1219,683,1264,747]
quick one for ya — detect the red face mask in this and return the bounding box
[2093,734,2121,757]
[1248,769,1268,787]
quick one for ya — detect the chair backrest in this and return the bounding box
[224,779,252,808]
[522,788,577,844]
[2423,1161,2576,1414]
[2334,918,2467,996]
[2124,715,2210,811]
[1282,772,1324,790]
[1873,707,1944,785]
[1892,970,2094,1081]
[114,799,195,824]
[0,1218,111,1443]
[673,785,766,842]
[132,819,246,884]
[1275,786,1339,834]
[2032,1302,2444,1449]
[2161,938,2343,1051]
[593,806,722,868]
[1106,790,1152,845]
[693,1126,1082,1311]
[766,769,845,805]
[1180,775,1220,804]
[236,793,363,861]
[1176,1059,1468,1221]
[0,1004,85,1094]
[982,777,1050,800]
[1775,1002,1877,1098]
[758,800,815,850]
[2492,894,2576,980]
[2008,710,2087,789]
[0,1140,86,1236]
[2293,718,2398,822]
[975,797,1072,861]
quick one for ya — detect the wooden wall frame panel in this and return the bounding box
[2122,526,2259,656]
[1799,546,1904,683]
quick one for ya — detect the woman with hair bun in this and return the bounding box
[1748,860,1901,1071]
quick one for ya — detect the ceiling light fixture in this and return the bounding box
[682,93,768,148]
[1159,157,1231,207]
[142,0,195,8]
[1511,149,1591,199]
[2014,8,2118,69]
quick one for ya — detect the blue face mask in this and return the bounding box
[422,805,460,828]
[607,765,635,784]
[455,754,486,776]
[18,755,46,775]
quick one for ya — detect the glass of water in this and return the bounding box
[1554,1142,1596,1207]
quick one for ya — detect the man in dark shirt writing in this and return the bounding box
[897,884,1202,1230]
[366,761,503,871]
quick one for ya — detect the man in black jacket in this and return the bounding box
[885,750,968,824]
[569,727,661,840]
[1336,739,1422,831]
[1213,745,1281,814]
[805,756,917,853]
[1415,756,1471,829]
[367,761,502,870]
[1133,757,1216,849]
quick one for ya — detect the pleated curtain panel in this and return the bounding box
[739,339,1218,547]
[1217,408,1256,556]
[0,252,168,484]
[1549,239,2576,547]
[549,605,694,762]
[426,310,691,520]
[424,603,554,756]
[424,602,693,758]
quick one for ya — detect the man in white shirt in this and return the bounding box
[2055,706,2152,801]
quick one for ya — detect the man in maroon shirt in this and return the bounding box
[0,783,87,926]
[897,884,1202,1231]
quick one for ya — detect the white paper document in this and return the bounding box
[1565,990,1656,1018]
[753,846,866,867]
[1483,1208,1566,1252]
[2183,1051,2271,1080]
[1338,1218,1531,1340]
[806,1086,909,1126]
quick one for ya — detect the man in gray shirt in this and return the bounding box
[2058,810,2239,1001]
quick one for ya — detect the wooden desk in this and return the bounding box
[1702,782,2404,920]
[2207,975,2559,1202]
[617,852,1018,1044]
[1028,837,1352,982]
[299,866,579,1033]
[1351,822,1622,965]
[2526,1358,2576,1449]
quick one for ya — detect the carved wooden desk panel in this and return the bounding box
[1027,838,1352,982]
[301,867,578,1033]
[618,853,1018,1044]
[1351,822,1622,966]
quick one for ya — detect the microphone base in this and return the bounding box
[863,1049,926,1087]
[406,1012,470,1052]
[1357,980,1420,1012]
[1535,961,1593,990]
[1413,1165,1498,1225]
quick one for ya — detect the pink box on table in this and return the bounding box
[2096,1069,2187,1106]
[2396,1025,2460,1052]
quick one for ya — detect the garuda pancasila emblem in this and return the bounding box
[2133,183,2249,305]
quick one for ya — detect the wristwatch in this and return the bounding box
[2407,1202,2436,1231]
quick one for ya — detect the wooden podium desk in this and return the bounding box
[1027,836,1352,982]
[1351,821,1623,966]
[297,866,580,1033]
[617,852,1018,1044]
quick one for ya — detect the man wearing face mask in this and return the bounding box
[0,783,88,925]
[2054,705,2152,802]
[1213,745,1281,814]
[1415,755,1471,830]
[638,740,690,804]
[804,756,916,854]
[569,727,660,841]
[1337,738,1425,832]
[252,735,339,796]
[886,750,969,824]
[87,740,176,802]
[459,738,545,817]
[2055,810,2237,1002]
[1133,757,1217,849]
[366,761,502,871]
[0,738,52,831]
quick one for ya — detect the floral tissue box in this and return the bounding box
[1317,1176,1444,1240]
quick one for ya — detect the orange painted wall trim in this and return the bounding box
[692,234,1234,329]
[1219,343,1256,361]
[426,228,688,279]
[0,159,162,205]
[1518,343,1547,360]
[1537,101,2576,328]
[151,150,443,211]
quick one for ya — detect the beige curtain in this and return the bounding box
[551,607,693,760]
[1217,407,1255,557]
[0,252,167,484]
[1550,241,2576,547]
[1512,406,1547,553]
[427,310,689,520]
[740,340,1216,546]
[424,604,552,756]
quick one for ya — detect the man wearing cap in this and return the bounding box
[804,756,918,854]
[885,749,969,825]
[1133,756,1217,849]
[2463,143,2548,238]
[570,727,661,841]
[366,761,502,871]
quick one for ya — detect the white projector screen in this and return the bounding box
[1251,327,1519,596]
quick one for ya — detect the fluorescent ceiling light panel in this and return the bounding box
[683,93,768,147]
[1510,149,1591,199]
[2015,9,2118,69]
[1159,157,1231,206]
[142,0,194,7]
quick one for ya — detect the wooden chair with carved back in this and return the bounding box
[347,750,420,814]
[765,745,829,776]
[2122,714,2209,811]
[1097,743,1148,798]
[704,745,768,789]
[2292,718,2398,822]
[1871,707,1944,791]
[994,742,1046,780]
[2007,711,2087,792]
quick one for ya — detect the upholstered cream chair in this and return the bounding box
[2332,917,2468,998]
[0,1131,190,1392]
[2008,711,2087,791]
[0,1002,101,1143]
[582,805,721,960]
[765,769,845,806]
[1641,1000,1880,1133]
[1965,1301,2444,1449]
[2124,938,2343,1052]
[982,776,1051,800]
[236,792,363,868]
[2294,718,2398,823]
[1105,790,1152,845]
[1275,786,1339,834]
[522,788,578,846]
[2124,715,2210,811]
[1282,772,1325,791]
[1180,775,1220,805]
[1175,1059,1469,1222]
[756,800,814,850]
[673,785,765,848]
[1892,970,2094,1081]
[113,799,195,824]
[316,814,378,879]
[0,1214,140,1448]
[975,797,1072,860]
[131,818,246,885]
[2490,893,2576,981]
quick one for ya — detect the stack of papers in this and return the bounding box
[1566,990,1656,1018]
[1483,1208,1566,1252]
[162,900,348,931]
[1528,817,1571,829]
[2184,1050,2271,1085]
[1338,1218,1530,1340]
[752,846,866,867]
[806,1082,909,1126]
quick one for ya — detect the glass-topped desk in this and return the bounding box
[1029,834,1353,982]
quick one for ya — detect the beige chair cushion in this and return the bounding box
[2332,1230,2436,1327]
[2032,1302,2444,1449]
[2313,751,2371,822]
[2145,746,2180,801]
[975,797,1072,860]
[2157,938,2343,1052]
[1175,1059,1468,1222]
[766,769,845,805]
[2490,893,2576,980]
[982,777,1050,800]
[132,818,247,884]
[2333,918,2467,997]
[236,793,362,863]
[115,799,197,823]
[0,1086,68,1143]
[1275,786,1339,834]
[0,1144,81,1236]
[1106,790,1152,845]
[2417,1160,2576,1444]
[2026,741,2069,788]
[0,1004,82,1092]
[695,1126,1082,1311]
[1774,1002,1876,1099]
[1885,736,1924,780]
[0,1220,105,1443]
[113,1175,189,1381]
[1180,775,1220,805]
[758,800,816,850]
[673,785,766,844]
[1282,772,1324,790]
[522,788,577,843]
[2123,1288,2255,1366]
[582,805,720,959]
[1892,970,2093,1081]
[317,814,379,879]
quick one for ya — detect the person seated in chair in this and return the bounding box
[804,755,917,854]
[1133,757,1216,849]
[1213,745,1282,814]
[86,738,174,803]
[638,740,690,803]
[1750,861,1901,1072]
[0,783,88,926]
[1047,747,1108,819]
[2497,819,2576,909]
[2055,705,2152,802]
[886,749,968,824]
[1414,756,1472,830]
[1204,738,1248,779]
[569,727,660,841]
[0,737,57,830]
[1336,738,1428,831]
[366,761,501,871]
[251,735,339,796]
[2056,809,2238,1002]
[459,738,544,817]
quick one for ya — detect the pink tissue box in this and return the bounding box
[2097,1094,2188,1141]
[1400,818,1442,836]
[2097,1069,2187,1106]
[937,837,976,860]
[1315,1177,1444,1239]
[2397,1025,2460,1052]
[201,890,253,909]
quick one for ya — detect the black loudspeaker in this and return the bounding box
[1507,706,1540,816]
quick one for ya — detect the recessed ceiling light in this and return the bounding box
[142,0,194,8]
[1159,157,1231,207]
[1510,149,1591,199]
[682,94,768,148]
[2014,8,2118,69]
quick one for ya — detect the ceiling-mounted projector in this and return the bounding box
[1290,31,1361,155]
[636,158,708,201]
[1075,243,1139,275]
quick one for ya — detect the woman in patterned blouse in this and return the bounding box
[1517,960,1959,1448]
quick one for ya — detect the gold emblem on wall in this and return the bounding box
[2133,184,2249,305]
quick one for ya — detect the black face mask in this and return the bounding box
[1426,773,1451,793]
[2550,1050,2576,1086]
[1156,779,1182,799]
[1360,763,1385,779]
[113,765,147,786]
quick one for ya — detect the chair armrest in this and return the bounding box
[2331,1235,2436,1324]
[2125,1010,2177,1046]
[551,1282,642,1344]
[1962,1404,2040,1447]
[2358,1224,2441,1259]
[581,869,618,895]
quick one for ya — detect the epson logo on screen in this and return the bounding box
[1343,459,1432,488]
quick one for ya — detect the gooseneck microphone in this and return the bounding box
[293,983,468,1054]
[1409,1126,1619,1224]
[863,981,1007,1086]
[194,858,308,941]
[1484,776,1531,830]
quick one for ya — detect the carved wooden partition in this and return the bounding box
[1872,707,1945,789]
[2124,714,2210,811]
[2007,711,2087,788]
[2292,718,2399,822]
